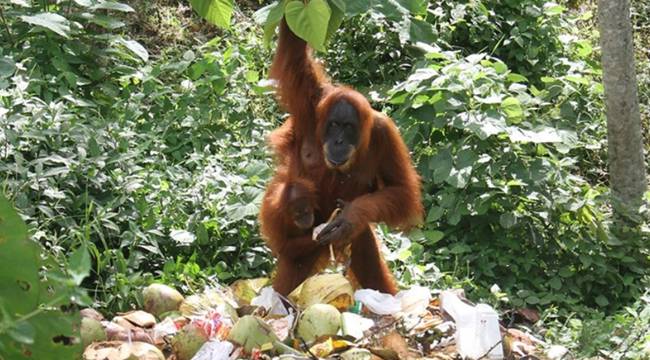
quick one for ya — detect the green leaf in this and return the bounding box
[506,73,528,83]
[396,0,427,14]
[253,1,284,26]
[558,267,573,277]
[73,0,92,7]
[325,5,345,43]
[20,13,71,38]
[575,40,593,58]
[499,212,517,228]
[189,0,234,29]
[81,13,126,29]
[68,245,91,285]
[424,230,444,244]
[90,1,134,12]
[409,18,436,44]
[170,229,196,245]
[449,243,471,254]
[446,166,471,188]
[345,0,371,16]
[430,149,453,184]
[0,57,16,79]
[426,206,444,222]
[549,277,562,290]
[373,0,409,21]
[526,296,540,305]
[594,295,609,307]
[116,39,149,62]
[458,111,507,140]
[565,74,589,85]
[543,2,564,15]
[492,61,508,74]
[8,321,35,345]
[262,1,287,44]
[285,0,331,51]
[501,96,523,123]
[329,0,346,12]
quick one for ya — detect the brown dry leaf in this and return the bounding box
[515,308,541,323]
[368,347,399,360]
[503,328,543,358]
[409,311,444,334]
[120,310,157,328]
[425,344,459,359]
[82,341,164,360]
[380,331,419,360]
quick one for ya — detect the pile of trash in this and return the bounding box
[80,274,566,360]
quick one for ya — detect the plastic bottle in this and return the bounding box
[475,304,504,359]
[439,291,504,359]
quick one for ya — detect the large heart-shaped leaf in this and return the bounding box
[20,13,71,38]
[189,0,234,29]
[285,0,331,51]
[253,0,286,44]
[253,1,283,25]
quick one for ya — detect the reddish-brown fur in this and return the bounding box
[260,168,318,258]
[259,165,323,295]
[260,20,423,296]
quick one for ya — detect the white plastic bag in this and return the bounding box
[396,286,431,316]
[251,287,289,316]
[353,289,401,315]
[190,340,234,360]
[340,312,374,339]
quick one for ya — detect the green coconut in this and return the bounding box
[171,322,209,360]
[296,304,341,343]
[227,315,278,352]
[143,283,184,318]
[80,317,106,347]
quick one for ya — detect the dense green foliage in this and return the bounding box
[0,1,277,314]
[387,2,646,311]
[1,0,649,357]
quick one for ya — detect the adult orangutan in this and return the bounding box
[259,20,423,295]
